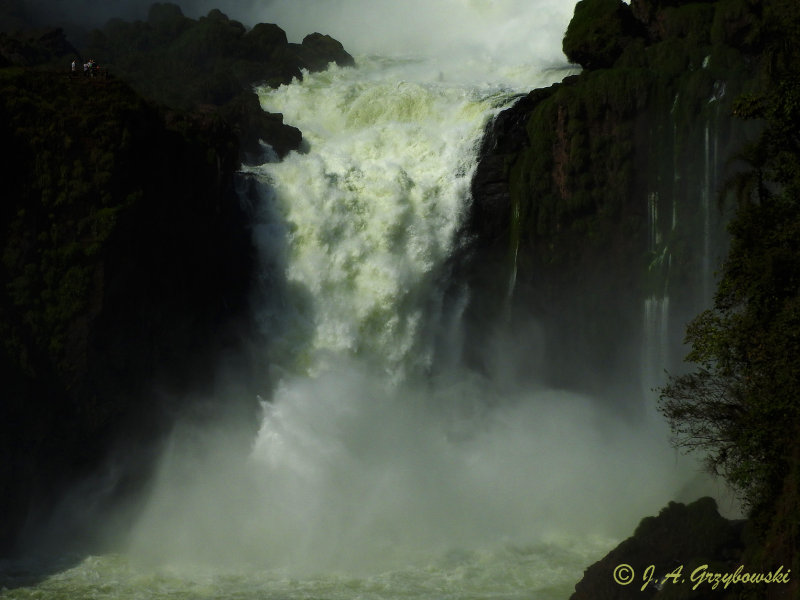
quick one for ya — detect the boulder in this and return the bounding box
[293,32,356,71]
[563,0,645,69]
[244,22,289,61]
[220,91,302,159]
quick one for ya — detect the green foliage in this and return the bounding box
[659,19,800,514]
[0,67,240,381]
[0,70,144,372]
[0,58,262,552]
[509,67,650,259]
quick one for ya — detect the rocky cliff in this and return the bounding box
[0,68,254,555]
[83,3,354,158]
[468,0,763,400]
[0,5,354,556]
[465,0,799,595]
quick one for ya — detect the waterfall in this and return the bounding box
[648,191,660,251]
[641,81,725,398]
[2,2,741,598]
[642,295,670,394]
[642,189,671,395]
[119,47,706,582]
[702,123,712,302]
[246,59,511,379]
[113,2,725,594]
[701,96,723,305]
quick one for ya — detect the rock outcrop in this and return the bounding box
[570,498,745,600]
[466,0,799,595]
[84,3,355,157]
[292,32,357,72]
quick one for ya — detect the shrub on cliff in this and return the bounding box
[562,0,644,69]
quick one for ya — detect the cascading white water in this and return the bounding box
[116,33,712,593]
[247,58,515,379]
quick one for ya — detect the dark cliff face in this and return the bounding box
[467,0,762,399]
[0,5,356,557]
[0,69,254,555]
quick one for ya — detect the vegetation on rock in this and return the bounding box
[0,66,253,554]
[0,1,355,556]
[1,1,355,160]
[471,0,763,395]
[82,3,353,157]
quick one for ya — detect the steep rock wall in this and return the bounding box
[0,70,255,555]
[0,8,356,555]
[468,0,763,399]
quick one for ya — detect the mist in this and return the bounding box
[128,359,725,574]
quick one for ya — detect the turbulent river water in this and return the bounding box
[1,2,728,598]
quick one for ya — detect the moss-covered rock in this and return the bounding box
[468,0,800,590]
[0,68,254,555]
[563,0,645,69]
